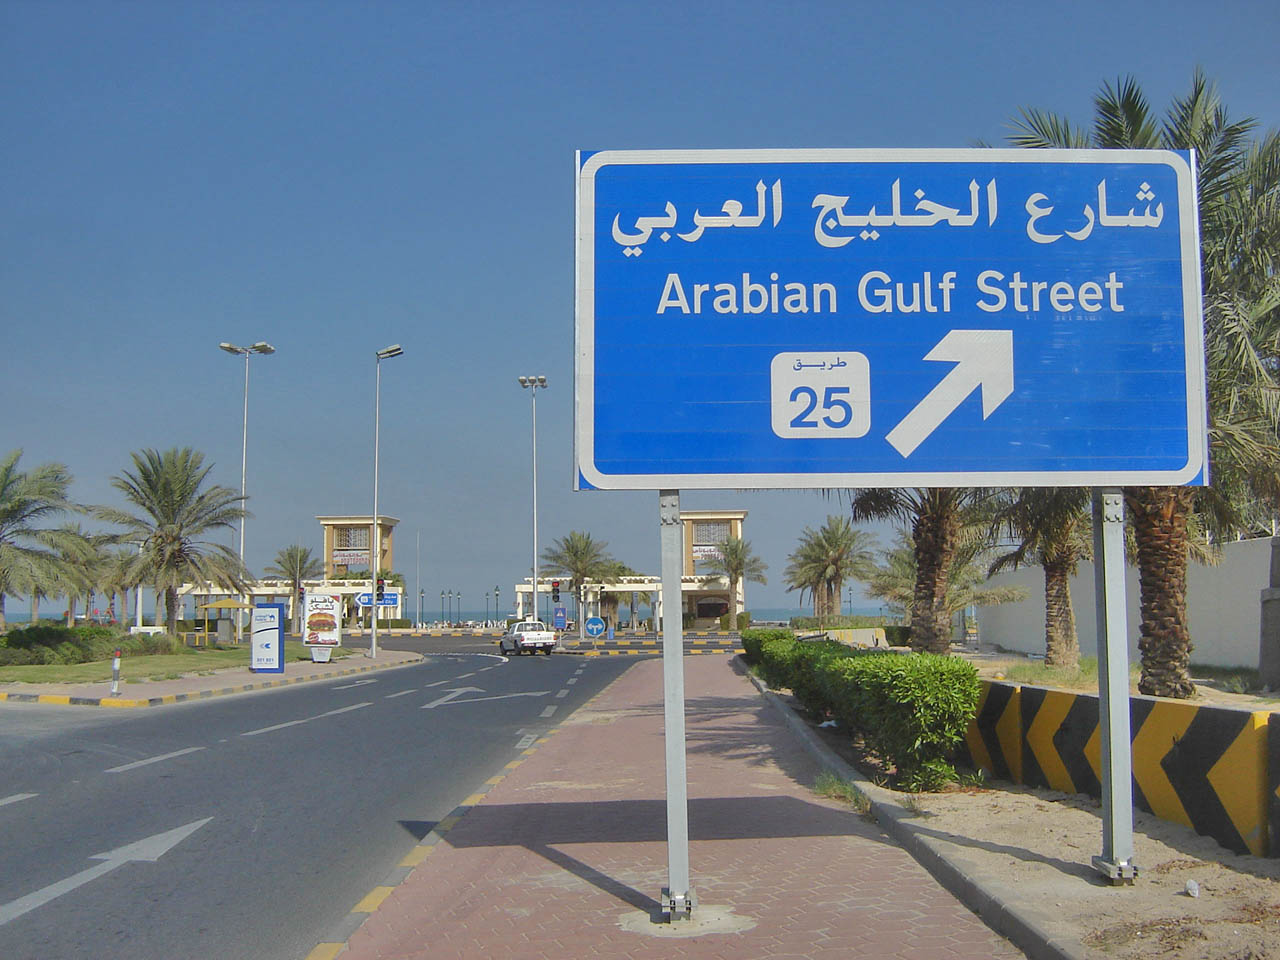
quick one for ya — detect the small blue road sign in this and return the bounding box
[585,617,607,638]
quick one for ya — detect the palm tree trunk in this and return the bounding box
[1042,556,1079,668]
[911,509,957,654]
[0,593,6,632]
[165,586,180,636]
[66,596,76,628]
[1126,486,1197,697]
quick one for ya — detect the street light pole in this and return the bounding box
[219,340,275,643]
[370,343,404,659]
[440,590,445,624]
[518,375,547,632]
[495,584,500,624]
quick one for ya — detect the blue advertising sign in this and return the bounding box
[575,149,1206,489]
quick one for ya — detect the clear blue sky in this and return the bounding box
[3,0,1276,614]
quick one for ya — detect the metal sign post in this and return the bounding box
[658,490,694,918]
[1091,489,1136,882]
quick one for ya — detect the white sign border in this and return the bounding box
[574,147,1207,490]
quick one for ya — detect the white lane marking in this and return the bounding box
[333,679,377,690]
[241,702,371,737]
[0,793,37,808]
[385,689,418,699]
[574,670,584,676]
[540,706,557,718]
[105,747,206,774]
[566,677,578,685]
[456,672,476,679]
[555,689,570,699]
[424,680,449,688]
[423,690,549,709]
[0,818,211,926]
[516,734,537,749]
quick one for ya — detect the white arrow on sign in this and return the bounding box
[421,687,551,709]
[886,330,1014,458]
[0,817,212,926]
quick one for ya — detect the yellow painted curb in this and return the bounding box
[352,885,395,913]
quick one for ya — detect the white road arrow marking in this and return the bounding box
[0,818,212,926]
[421,686,485,709]
[421,688,550,709]
[886,330,1014,458]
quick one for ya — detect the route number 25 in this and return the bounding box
[770,352,870,439]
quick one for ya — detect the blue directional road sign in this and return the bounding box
[585,617,607,638]
[553,606,567,630]
[356,591,400,607]
[575,149,1206,489]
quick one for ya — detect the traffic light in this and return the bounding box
[376,578,386,601]
[551,580,560,602]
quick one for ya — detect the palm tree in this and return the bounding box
[1008,72,1280,696]
[783,517,875,624]
[97,448,249,636]
[0,450,87,632]
[867,528,1026,636]
[846,489,993,652]
[988,489,1092,668]
[264,545,324,632]
[540,531,615,622]
[699,536,768,627]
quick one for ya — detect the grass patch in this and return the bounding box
[1189,663,1262,694]
[0,640,356,684]
[993,656,1144,692]
[814,770,871,815]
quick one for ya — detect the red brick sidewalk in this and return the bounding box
[330,655,1021,959]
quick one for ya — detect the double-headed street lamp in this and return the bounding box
[370,343,404,659]
[440,590,445,623]
[518,376,547,625]
[219,340,275,642]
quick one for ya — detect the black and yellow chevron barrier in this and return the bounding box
[963,680,1272,857]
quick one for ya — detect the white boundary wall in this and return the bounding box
[978,535,1272,669]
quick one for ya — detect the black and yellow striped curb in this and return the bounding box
[304,660,639,960]
[0,655,424,709]
[962,680,1273,857]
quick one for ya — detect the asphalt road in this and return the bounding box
[0,649,632,960]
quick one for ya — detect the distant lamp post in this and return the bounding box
[447,589,453,623]
[458,590,462,623]
[370,343,404,659]
[219,340,275,643]
[485,591,490,623]
[494,584,500,623]
[518,375,547,633]
[440,590,445,623]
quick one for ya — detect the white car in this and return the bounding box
[498,620,556,656]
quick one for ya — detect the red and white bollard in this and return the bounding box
[111,648,121,696]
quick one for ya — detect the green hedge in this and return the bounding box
[751,631,978,791]
[790,615,886,630]
[883,625,911,647]
[718,611,751,631]
[0,624,179,666]
[740,627,794,663]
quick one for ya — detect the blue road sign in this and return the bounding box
[356,591,400,607]
[585,617,607,638]
[553,606,567,630]
[575,149,1206,489]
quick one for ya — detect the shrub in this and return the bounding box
[883,625,911,647]
[791,615,885,630]
[740,627,794,664]
[819,653,980,790]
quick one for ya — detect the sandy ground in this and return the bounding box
[806,656,1280,960]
